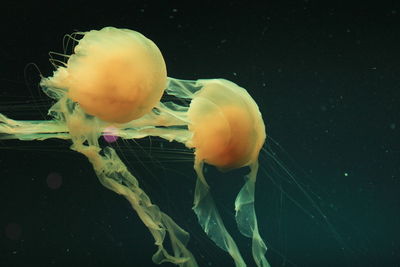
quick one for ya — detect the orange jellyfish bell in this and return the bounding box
[43,27,167,123]
[187,79,266,171]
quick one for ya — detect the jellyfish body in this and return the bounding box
[186,79,269,267]
[0,27,269,267]
[42,27,167,123]
[188,79,266,170]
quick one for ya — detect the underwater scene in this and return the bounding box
[0,2,399,267]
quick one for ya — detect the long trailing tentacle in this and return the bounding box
[235,161,270,267]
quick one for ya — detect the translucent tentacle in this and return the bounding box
[235,161,270,267]
[0,113,69,140]
[75,144,198,267]
[166,78,201,99]
[193,160,246,267]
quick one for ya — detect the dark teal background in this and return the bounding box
[0,1,399,266]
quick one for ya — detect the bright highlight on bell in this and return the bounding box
[0,27,269,267]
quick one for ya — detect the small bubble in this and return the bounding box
[47,172,62,189]
[5,223,22,240]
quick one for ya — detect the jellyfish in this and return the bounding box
[0,27,269,267]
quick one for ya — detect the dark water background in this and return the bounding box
[0,1,399,266]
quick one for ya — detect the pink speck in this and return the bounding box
[103,126,119,143]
